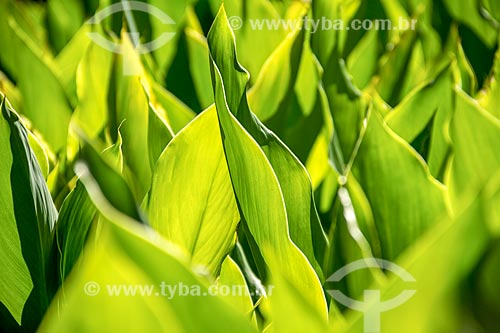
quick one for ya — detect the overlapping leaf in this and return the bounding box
[148,106,239,276]
[207,6,327,319]
[351,109,449,261]
[0,95,57,329]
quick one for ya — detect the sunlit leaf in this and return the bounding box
[0,5,72,151]
[0,95,57,329]
[442,0,498,47]
[56,181,97,283]
[148,106,239,275]
[448,89,500,207]
[351,109,449,261]
[40,193,258,333]
[207,6,328,319]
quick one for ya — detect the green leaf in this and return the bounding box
[0,95,58,328]
[310,1,336,65]
[347,29,379,89]
[207,5,328,319]
[386,64,452,144]
[42,160,258,333]
[54,24,92,106]
[333,191,493,333]
[27,129,50,179]
[207,0,295,81]
[209,4,329,271]
[147,0,196,78]
[110,37,153,199]
[2,0,48,48]
[102,126,125,172]
[0,97,34,325]
[79,141,145,224]
[448,89,500,207]
[0,71,22,111]
[398,40,427,100]
[483,0,500,22]
[306,80,341,186]
[351,109,449,261]
[147,103,173,171]
[324,56,366,166]
[248,27,305,122]
[473,238,500,331]
[149,82,196,134]
[46,0,85,53]
[294,42,321,119]
[0,6,72,151]
[379,0,410,30]
[478,43,500,119]
[148,106,239,275]
[218,256,256,324]
[454,38,478,95]
[375,30,417,106]
[56,181,97,283]
[73,42,113,138]
[267,254,330,333]
[442,0,498,47]
[40,211,258,333]
[231,240,268,304]
[185,28,214,110]
[324,177,383,300]
[335,177,499,333]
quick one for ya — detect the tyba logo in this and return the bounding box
[327,258,416,333]
[86,1,176,75]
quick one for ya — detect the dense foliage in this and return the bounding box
[0,0,499,332]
